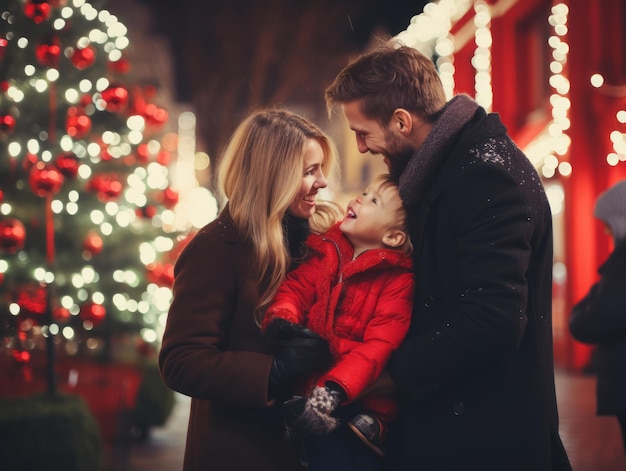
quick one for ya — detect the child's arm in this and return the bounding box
[262,254,323,329]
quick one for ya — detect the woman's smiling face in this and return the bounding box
[288,138,328,219]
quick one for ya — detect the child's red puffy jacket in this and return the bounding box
[264,223,414,402]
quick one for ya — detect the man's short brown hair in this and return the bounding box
[325,41,447,126]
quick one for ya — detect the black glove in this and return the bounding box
[265,317,312,343]
[267,320,333,394]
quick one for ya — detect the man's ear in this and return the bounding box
[383,229,407,248]
[392,108,413,135]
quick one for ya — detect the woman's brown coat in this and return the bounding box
[159,208,305,471]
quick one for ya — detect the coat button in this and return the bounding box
[424,294,435,308]
[453,401,465,416]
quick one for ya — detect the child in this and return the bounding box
[262,174,414,467]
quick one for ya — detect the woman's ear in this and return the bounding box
[382,229,407,248]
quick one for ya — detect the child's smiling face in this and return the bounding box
[340,179,404,256]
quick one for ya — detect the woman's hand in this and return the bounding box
[268,320,333,392]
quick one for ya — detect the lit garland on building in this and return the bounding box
[590,74,626,166]
[396,1,575,183]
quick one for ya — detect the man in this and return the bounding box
[325,42,572,471]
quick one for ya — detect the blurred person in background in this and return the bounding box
[570,180,626,458]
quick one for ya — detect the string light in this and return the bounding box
[591,78,626,165]
[527,3,570,180]
[473,1,492,111]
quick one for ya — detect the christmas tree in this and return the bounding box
[0,0,184,392]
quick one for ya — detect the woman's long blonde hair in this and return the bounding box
[218,108,340,310]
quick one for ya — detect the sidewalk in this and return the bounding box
[555,369,626,471]
[126,392,189,471]
[124,369,626,471]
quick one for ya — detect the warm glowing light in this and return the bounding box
[394,0,471,100]
[62,327,75,339]
[127,115,145,131]
[535,4,571,178]
[590,73,604,88]
[607,153,620,166]
[51,199,64,214]
[53,19,66,30]
[139,243,157,265]
[46,69,59,81]
[558,161,572,176]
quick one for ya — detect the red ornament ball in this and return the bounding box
[144,104,169,127]
[98,180,123,201]
[66,106,91,139]
[88,173,123,202]
[147,262,175,287]
[0,114,16,134]
[12,349,31,364]
[161,187,179,209]
[22,153,39,171]
[136,143,150,163]
[24,1,52,24]
[137,205,157,219]
[54,151,79,178]
[157,150,171,166]
[0,218,26,254]
[108,57,130,74]
[100,85,129,112]
[100,147,113,161]
[70,46,96,70]
[80,302,106,326]
[29,161,64,197]
[0,37,8,62]
[83,231,103,255]
[79,93,93,107]
[53,306,71,323]
[35,40,61,68]
[17,285,47,316]
[87,174,104,192]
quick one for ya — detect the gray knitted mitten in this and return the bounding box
[290,385,342,435]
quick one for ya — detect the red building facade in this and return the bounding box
[436,0,626,370]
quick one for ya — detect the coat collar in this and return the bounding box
[307,224,413,278]
[399,94,480,208]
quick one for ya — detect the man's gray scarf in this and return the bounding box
[399,94,480,208]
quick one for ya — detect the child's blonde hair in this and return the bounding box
[375,173,413,256]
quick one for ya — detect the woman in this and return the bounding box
[159,108,341,471]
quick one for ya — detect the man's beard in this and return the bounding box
[384,131,414,179]
[387,149,412,179]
